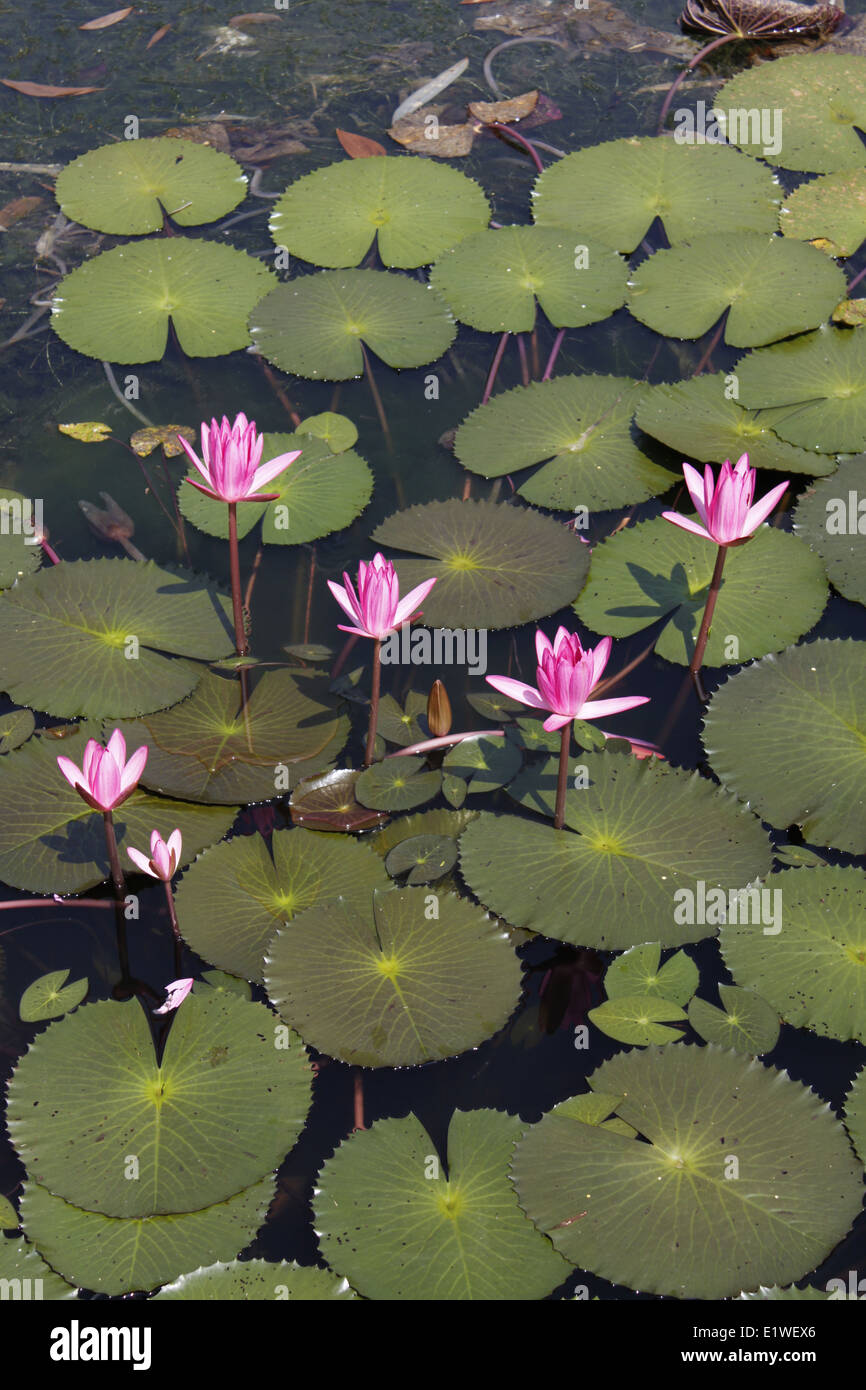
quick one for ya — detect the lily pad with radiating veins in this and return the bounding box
[370,807,478,858]
[627,234,846,347]
[532,137,780,253]
[793,456,866,604]
[0,490,42,590]
[296,411,358,452]
[20,1176,275,1298]
[512,1044,864,1299]
[355,756,441,812]
[0,730,235,893]
[738,1283,834,1300]
[289,767,388,832]
[284,642,334,664]
[385,833,458,884]
[265,888,522,1067]
[575,517,827,668]
[720,866,866,1044]
[55,137,248,234]
[512,717,560,754]
[454,375,676,512]
[703,639,866,854]
[442,772,467,808]
[604,943,699,1007]
[429,227,628,333]
[195,969,251,1001]
[314,1109,569,1298]
[115,668,348,804]
[843,1067,866,1167]
[154,1259,356,1300]
[460,751,772,949]
[269,156,490,268]
[716,54,866,172]
[0,707,35,753]
[19,969,88,1023]
[442,734,521,793]
[735,327,866,454]
[466,689,524,721]
[781,168,866,258]
[0,1195,17,1229]
[0,1237,78,1298]
[688,985,780,1055]
[52,239,273,363]
[376,690,427,747]
[173,826,390,983]
[249,270,456,380]
[7,992,311,1217]
[633,373,834,476]
[589,994,687,1046]
[371,499,589,630]
[178,431,373,545]
[0,558,233,718]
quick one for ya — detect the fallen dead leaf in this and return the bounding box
[0,196,43,230]
[1,79,104,97]
[130,424,195,458]
[389,113,476,156]
[468,90,538,124]
[58,421,112,443]
[233,135,308,161]
[336,129,387,158]
[163,123,232,154]
[832,298,866,326]
[145,23,171,48]
[229,11,282,24]
[79,7,133,29]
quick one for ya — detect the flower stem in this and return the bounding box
[163,880,183,976]
[364,639,382,767]
[554,724,570,831]
[690,544,727,697]
[227,501,248,656]
[102,811,131,987]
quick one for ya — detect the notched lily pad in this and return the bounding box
[385,833,458,883]
[355,755,442,811]
[19,969,88,1023]
[290,767,388,831]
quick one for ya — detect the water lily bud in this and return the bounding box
[427,679,452,737]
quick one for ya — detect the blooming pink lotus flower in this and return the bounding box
[153,977,194,1016]
[327,552,437,642]
[178,412,301,503]
[662,454,788,547]
[57,730,148,813]
[127,829,182,881]
[486,627,650,732]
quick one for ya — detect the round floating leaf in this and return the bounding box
[0,490,41,590]
[289,768,388,832]
[455,375,676,511]
[115,668,348,804]
[174,826,390,983]
[634,374,833,476]
[533,137,779,252]
[19,969,88,1023]
[0,558,233,718]
[466,689,525,721]
[794,456,866,604]
[20,1176,274,1297]
[7,992,312,1216]
[575,517,827,667]
[736,327,866,454]
[154,1259,356,1300]
[196,969,251,1001]
[385,833,457,884]
[0,707,35,753]
[717,54,866,172]
[265,887,522,1066]
[376,690,427,747]
[0,1195,18,1229]
[442,734,521,793]
[604,943,699,1007]
[738,1283,834,1300]
[297,411,358,452]
[250,270,456,380]
[720,866,866,1043]
[627,234,846,348]
[442,772,467,808]
[355,756,441,812]
[371,499,589,629]
[429,227,628,333]
[843,1067,866,1167]
[270,156,490,268]
[782,168,866,258]
[688,985,780,1055]
[589,994,687,1046]
[460,751,772,949]
[370,807,478,858]
[0,729,235,893]
[0,1236,77,1298]
[314,1108,569,1298]
[55,137,248,234]
[512,1045,864,1299]
[703,639,866,854]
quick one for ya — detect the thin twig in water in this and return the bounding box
[102,360,155,427]
[483,35,570,100]
[360,341,393,451]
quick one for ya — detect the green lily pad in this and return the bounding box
[289,767,388,832]
[720,866,866,1044]
[178,431,373,545]
[355,756,442,812]
[55,137,248,234]
[313,1108,569,1298]
[442,734,521,793]
[19,969,88,1023]
[429,227,628,333]
[843,1067,866,1167]
[0,490,42,590]
[781,168,866,258]
[575,517,827,668]
[604,944,699,1007]
[735,327,866,454]
[154,1259,356,1299]
[7,992,311,1217]
[793,456,866,605]
[52,239,272,363]
[376,690,427,747]
[512,1045,864,1299]
[0,1237,77,1298]
[633,374,834,476]
[0,707,35,753]
[370,807,478,858]
[442,772,466,808]
[196,969,251,1000]
[687,985,780,1055]
[20,1176,274,1297]
[0,728,235,893]
[459,751,771,949]
[738,1283,834,1301]
[250,269,456,380]
[371,499,589,630]
[589,994,687,1046]
[466,689,525,722]
[716,54,866,173]
[703,639,866,854]
[627,234,846,348]
[297,411,358,452]
[0,1195,18,1229]
[385,833,457,884]
[512,717,560,754]
[454,376,676,511]
[270,156,490,268]
[115,668,349,804]
[0,558,233,718]
[174,826,391,983]
[533,137,779,253]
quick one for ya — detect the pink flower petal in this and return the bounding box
[485,675,548,710]
[661,511,714,543]
[578,695,651,718]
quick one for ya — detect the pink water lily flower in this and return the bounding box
[127,829,182,882]
[57,730,148,813]
[487,627,650,732]
[153,977,194,1016]
[327,552,437,641]
[178,412,300,503]
[662,453,788,546]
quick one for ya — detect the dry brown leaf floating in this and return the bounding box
[129,425,196,458]
[0,196,43,230]
[145,24,172,48]
[79,7,133,29]
[229,11,283,25]
[336,129,387,159]
[1,79,105,97]
[468,90,539,124]
[388,114,476,157]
